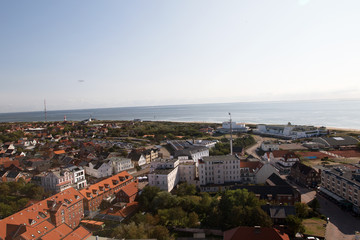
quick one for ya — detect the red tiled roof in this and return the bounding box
[54,150,66,155]
[0,187,83,240]
[120,181,138,197]
[240,161,263,171]
[297,151,329,159]
[328,150,360,158]
[62,225,92,240]
[40,223,72,240]
[79,171,133,200]
[224,226,290,240]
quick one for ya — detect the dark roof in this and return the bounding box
[231,185,296,198]
[266,173,290,186]
[174,146,208,158]
[6,171,21,179]
[291,162,315,175]
[261,205,296,219]
[313,136,359,147]
[224,226,290,240]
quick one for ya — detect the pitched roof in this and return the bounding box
[261,205,296,219]
[62,225,92,240]
[0,187,83,240]
[240,161,263,171]
[40,223,73,240]
[224,226,290,240]
[119,181,138,197]
[79,171,134,200]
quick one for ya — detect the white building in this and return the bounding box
[40,170,73,193]
[218,122,249,133]
[198,155,241,186]
[261,141,280,152]
[148,159,180,192]
[84,160,113,178]
[109,157,134,173]
[178,159,197,185]
[63,165,87,189]
[174,146,209,163]
[263,150,299,174]
[256,123,327,139]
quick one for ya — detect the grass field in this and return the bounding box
[303,217,326,237]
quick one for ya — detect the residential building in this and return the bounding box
[79,171,137,216]
[64,165,87,189]
[263,150,299,174]
[109,157,134,173]
[168,140,210,162]
[261,205,296,224]
[41,170,74,193]
[261,141,280,151]
[84,160,113,178]
[178,159,197,184]
[255,123,327,139]
[224,226,290,240]
[290,162,321,188]
[198,155,241,186]
[0,187,88,240]
[128,152,147,167]
[148,159,179,192]
[320,165,360,214]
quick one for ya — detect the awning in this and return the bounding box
[319,187,344,202]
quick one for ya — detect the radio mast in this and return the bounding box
[44,99,47,122]
[229,112,233,155]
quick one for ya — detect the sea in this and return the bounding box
[0,99,360,130]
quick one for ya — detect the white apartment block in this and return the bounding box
[148,159,180,192]
[320,166,360,214]
[198,155,241,186]
[178,160,197,185]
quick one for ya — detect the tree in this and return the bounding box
[187,212,200,227]
[308,198,320,213]
[149,225,170,240]
[138,185,161,211]
[174,182,197,196]
[150,192,178,212]
[295,202,310,218]
[286,215,305,237]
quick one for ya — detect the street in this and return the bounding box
[317,194,360,240]
[245,135,263,160]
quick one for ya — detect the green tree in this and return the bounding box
[174,182,197,196]
[187,212,200,227]
[295,202,310,218]
[286,215,305,237]
[149,225,170,240]
[138,185,161,211]
[308,198,320,213]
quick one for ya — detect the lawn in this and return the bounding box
[303,217,326,238]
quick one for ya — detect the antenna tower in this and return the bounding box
[229,112,233,155]
[44,99,47,122]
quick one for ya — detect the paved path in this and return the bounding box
[245,135,263,160]
[317,194,360,240]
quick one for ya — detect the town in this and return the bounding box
[0,119,359,240]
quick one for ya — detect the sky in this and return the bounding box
[0,0,360,113]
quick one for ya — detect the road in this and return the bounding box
[317,194,360,240]
[245,135,263,160]
[288,180,359,239]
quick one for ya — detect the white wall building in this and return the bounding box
[261,141,280,152]
[256,124,327,139]
[148,159,180,192]
[84,160,113,178]
[63,165,87,189]
[178,160,197,185]
[40,170,73,193]
[198,155,241,186]
[109,157,134,174]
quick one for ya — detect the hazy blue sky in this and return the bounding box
[1,0,359,113]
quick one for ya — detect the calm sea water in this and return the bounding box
[0,99,359,129]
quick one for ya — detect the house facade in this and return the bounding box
[84,160,113,178]
[148,159,180,192]
[290,162,320,187]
